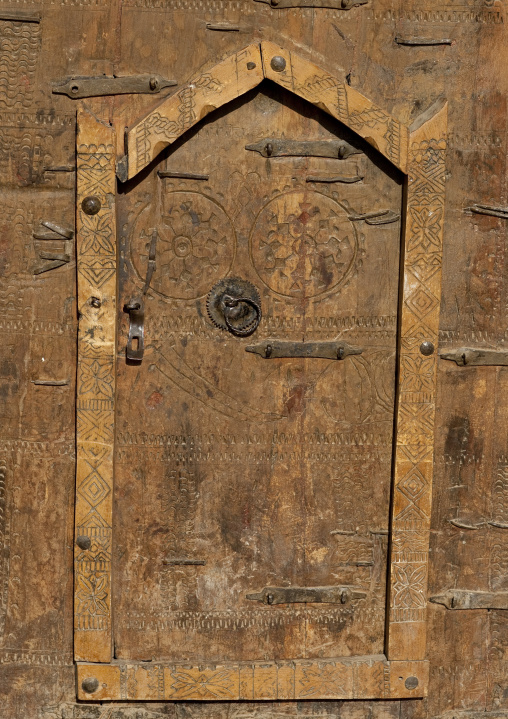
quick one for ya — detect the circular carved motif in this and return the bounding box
[249,190,358,299]
[131,191,235,300]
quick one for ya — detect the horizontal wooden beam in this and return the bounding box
[76,657,428,701]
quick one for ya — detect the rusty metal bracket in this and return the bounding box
[430,590,508,610]
[247,586,367,605]
[33,220,74,274]
[158,170,209,180]
[125,230,157,362]
[52,74,177,99]
[440,347,508,366]
[246,339,363,360]
[466,203,508,220]
[348,209,401,225]
[306,174,364,184]
[124,300,145,363]
[206,22,241,31]
[254,0,367,8]
[395,36,453,46]
[246,138,361,159]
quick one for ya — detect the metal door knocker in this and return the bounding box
[207,278,261,337]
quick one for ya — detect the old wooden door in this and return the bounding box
[74,43,446,702]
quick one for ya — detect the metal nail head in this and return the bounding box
[420,341,435,356]
[82,195,101,215]
[82,677,99,694]
[247,62,256,70]
[90,297,101,308]
[149,76,159,91]
[405,676,419,690]
[270,56,286,72]
[76,535,91,550]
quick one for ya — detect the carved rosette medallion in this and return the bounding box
[249,190,358,299]
[131,191,235,300]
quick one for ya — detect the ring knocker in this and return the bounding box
[207,278,261,337]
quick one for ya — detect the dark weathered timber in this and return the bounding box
[245,138,360,159]
[52,74,177,98]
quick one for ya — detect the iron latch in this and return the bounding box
[247,586,367,605]
[246,340,363,360]
[430,590,508,610]
[254,0,367,8]
[440,347,508,366]
[246,138,361,159]
[52,74,176,99]
[124,230,157,362]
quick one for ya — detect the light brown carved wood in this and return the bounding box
[387,100,447,661]
[122,42,408,181]
[76,658,428,700]
[74,109,117,663]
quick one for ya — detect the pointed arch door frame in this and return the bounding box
[74,41,447,701]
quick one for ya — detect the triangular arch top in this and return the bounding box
[117,41,410,182]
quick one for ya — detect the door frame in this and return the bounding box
[74,41,447,701]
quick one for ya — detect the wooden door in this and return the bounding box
[114,82,402,666]
[74,44,446,702]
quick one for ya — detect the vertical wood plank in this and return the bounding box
[387,101,448,661]
[74,109,116,663]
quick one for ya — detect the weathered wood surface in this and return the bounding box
[0,0,507,718]
[114,73,404,668]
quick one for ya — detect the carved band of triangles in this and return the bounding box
[400,322,436,347]
[78,508,112,531]
[406,253,442,283]
[79,261,116,289]
[397,445,433,464]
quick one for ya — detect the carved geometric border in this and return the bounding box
[77,658,428,701]
[387,101,447,660]
[75,44,447,700]
[75,110,116,664]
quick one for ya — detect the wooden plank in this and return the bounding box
[74,109,117,663]
[76,658,428,700]
[387,100,448,661]
[123,44,263,180]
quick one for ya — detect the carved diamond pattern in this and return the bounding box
[405,286,439,320]
[79,470,111,507]
[399,467,428,502]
